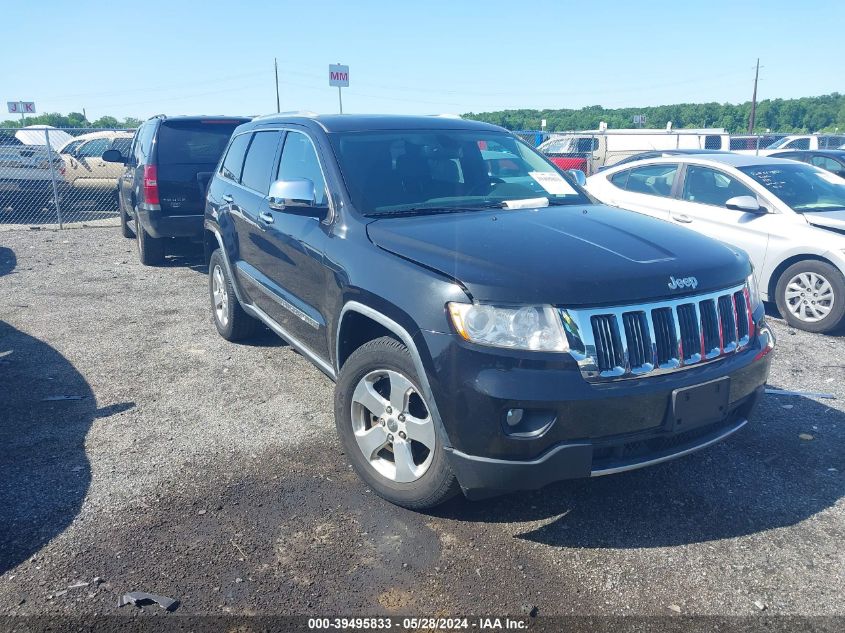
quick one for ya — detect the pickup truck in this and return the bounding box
[202,114,775,509]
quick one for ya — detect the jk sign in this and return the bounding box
[329,64,349,87]
[7,101,36,114]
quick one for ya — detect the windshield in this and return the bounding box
[329,130,590,215]
[539,136,597,154]
[738,163,845,212]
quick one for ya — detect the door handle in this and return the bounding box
[258,211,274,224]
[221,194,233,204]
[671,213,693,223]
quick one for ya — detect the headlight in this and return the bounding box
[447,303,569,352]
[747,272,762,308]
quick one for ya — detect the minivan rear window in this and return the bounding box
[156,120,245,165]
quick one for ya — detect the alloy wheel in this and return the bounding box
[350,369,435,483]
[212,264,229,327]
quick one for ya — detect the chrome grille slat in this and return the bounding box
[562,282,750,382]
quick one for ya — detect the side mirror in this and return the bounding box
[725,195,765,214]
[567,169,587,186]
[268,178,317,211]
[102,149,125,164]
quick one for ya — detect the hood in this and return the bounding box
[804,210,845,236]
[366,205,750,307]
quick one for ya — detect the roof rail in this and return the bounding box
[253,110,319,120]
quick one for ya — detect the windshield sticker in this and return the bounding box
[504,197,549,210]
[529,171,577,195]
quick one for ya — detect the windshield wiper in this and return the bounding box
[365,202,504,218]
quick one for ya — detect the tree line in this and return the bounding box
[464,93,845,133]
[0,112,143,129]
[4,93,844,133]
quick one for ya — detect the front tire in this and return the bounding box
[335,336,459,510]
[135,214,165,266]
[775,260,845,333]
[208,249,259,341]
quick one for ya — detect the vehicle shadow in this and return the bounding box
[0,246,16,276]
[0,322,133,574]
[434,392,844,548]
[162,239,206,273]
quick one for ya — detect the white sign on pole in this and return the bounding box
[329,64,349,87]
[7,101,36,114]
[540,119,547,128]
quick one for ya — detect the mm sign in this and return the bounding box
[7,101,36,114]
[329,64,349,87]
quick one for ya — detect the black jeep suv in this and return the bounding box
[203,114,774,509]
[104,115,249,265]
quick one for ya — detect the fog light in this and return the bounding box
[502,408,557,438]
[506,408,524,427]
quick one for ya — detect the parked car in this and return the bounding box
[0,128,67,212]
[203,113,773,509]
[769,150,845,178]
[103,115,250,264]
[57,131,134,208]
[538,127,729,174]
[728,134,787,151]
[598,149,729,171]
[735,134,845,156]
[586,154,845,333]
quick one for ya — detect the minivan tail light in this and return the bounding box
[143,165,159,205]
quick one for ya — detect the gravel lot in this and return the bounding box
[0,227,843,623]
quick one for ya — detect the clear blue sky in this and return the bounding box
[2,0,842,121]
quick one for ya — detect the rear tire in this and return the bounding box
[209,249,259,341]
[335,336,459,510]
[135,215,165,266]
[120,203,133,238]
[775,260,845,333]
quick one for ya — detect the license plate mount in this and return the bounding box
[670,377,730,432]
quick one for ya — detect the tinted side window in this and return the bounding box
[240,131,282,194]
[276,132,328,206]
[112,137,132,156]
[811,155,842,171]
[682,165,754,207]
[220,133,251,182]
[624,164,678,197]
[134,122,156,165]
[704,135,722,149]
[78,138,110,158]
[609,169,630,188]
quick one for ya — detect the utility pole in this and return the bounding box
[274,58,281,113]
[748,58,759,133]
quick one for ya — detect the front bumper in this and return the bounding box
[421,315,773,497]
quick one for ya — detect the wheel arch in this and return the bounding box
[337,301,453,449]
[767,253,839,301]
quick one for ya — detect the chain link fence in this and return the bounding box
[515,130,845,175]
[0,127,135,230]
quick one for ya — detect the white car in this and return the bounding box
[585,154,845,333]
[735,134,845,157]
